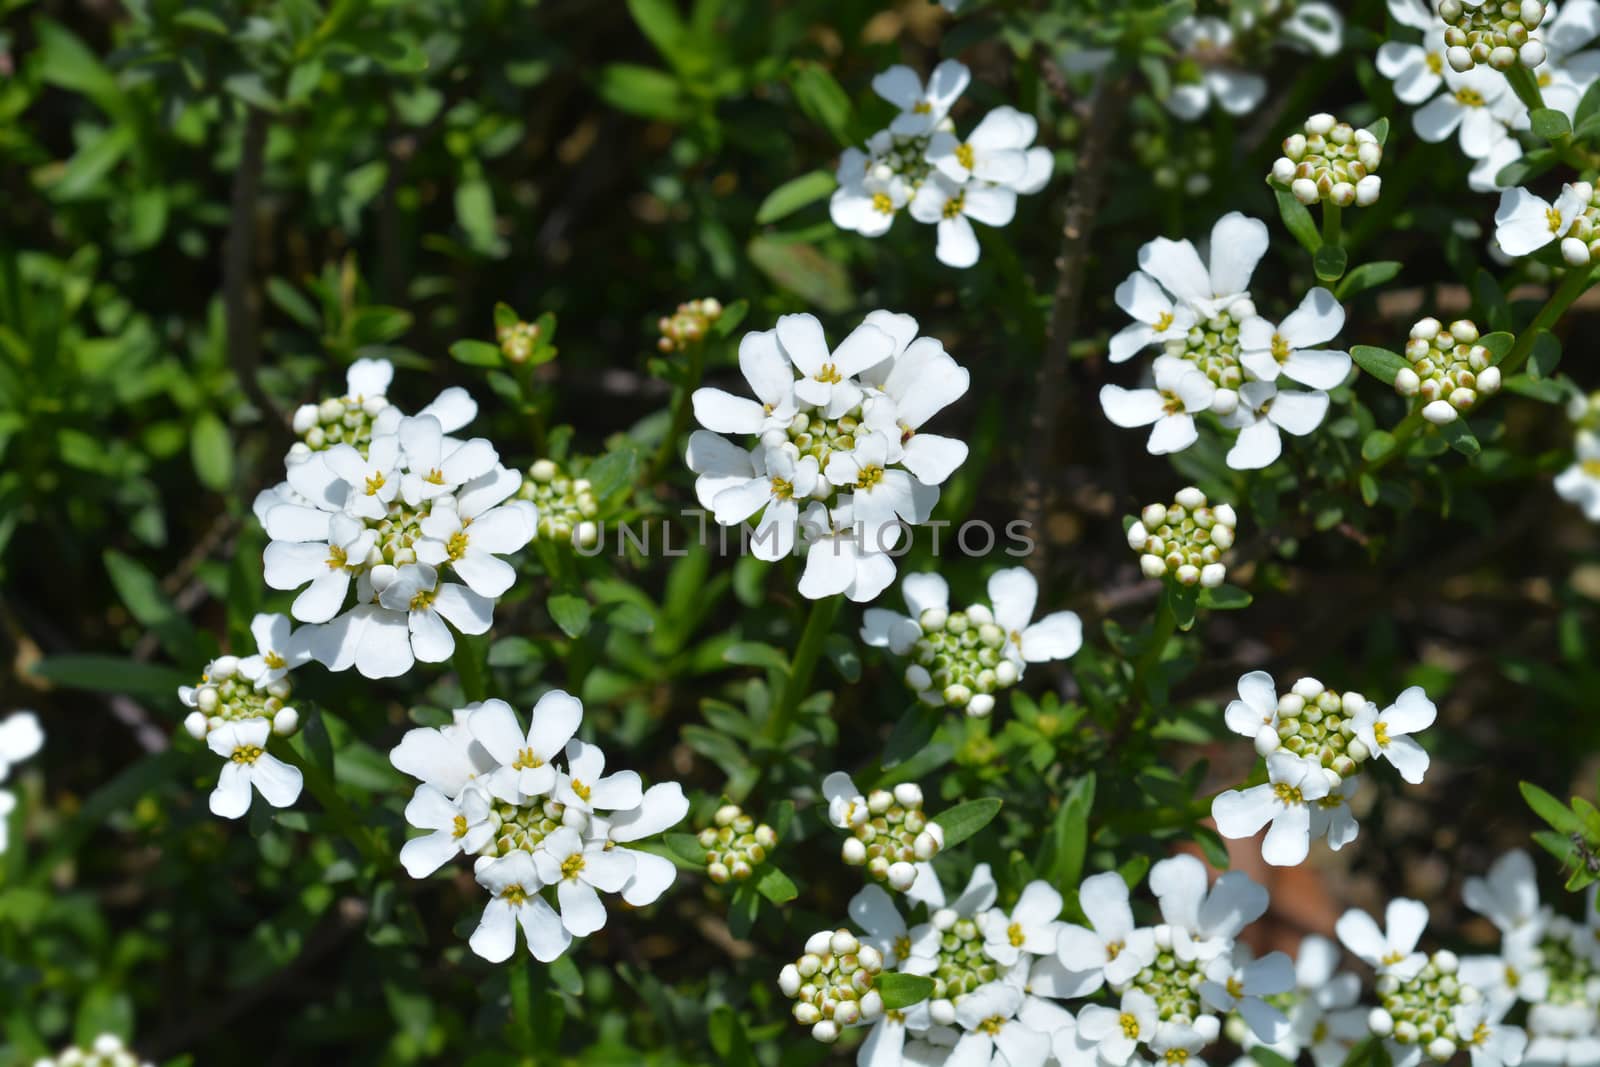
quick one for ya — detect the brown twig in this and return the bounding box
[1019,71,1132,578]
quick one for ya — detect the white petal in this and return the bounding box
[1100,385,1165,428]
[1020,612,1083,662]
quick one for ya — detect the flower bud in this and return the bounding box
[887,862,917,891]
[966,693,995,718]
[272,707,300,735]
[779,964,801,996]
[183,711,209,740]
[841,837,867,866]
[1423,400,1458,425]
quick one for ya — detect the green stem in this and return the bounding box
[763,595,843,749]
[1502,265,1596,375]
[1506,64,1547,113]
[1132,587,1178,706]
[454,637,489,703]
[508,962,538,1062]
[1321,202,1342,248]
[646,339,707,486]
[512,363,548,455]
[1362,408,1427,479]
[269,735,385,866]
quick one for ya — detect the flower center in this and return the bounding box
[1585,460,1600,477]
[814,363,842,384]
[1119,1013,1141,1039]
[264,650,286,669]
[326,544,348,570]
[1454,88,1484,107]
[1272,781,1305,805]
[571,778,592,802]
[954,142,975,170]
[1548,207,1565,233]
[560,853,586,880]
[1472,1023,1490,1046]
[1106,940,1124,960]
[1007,922,1026,947]
[855,465,885,490]
[872,192,894,214]
[1271,333,1292,363]
[231,744,264,765]
[1154,311,1174,332]
[424,468,446,485]
[447,530,470,560]
[770,476,794,501]
[942,194,965,219]
[364,471,386,496]
[502,883,528,906]
[980,1015,1006,1036]
[1373,721,1391,747]
[513,748,544,771]
[1427,52,1443,74]
[1166,1051,1190,1065]
[1226,976,1245,999]
[452,814,469,838]
[409,588,436,612]
[913,101,932,114]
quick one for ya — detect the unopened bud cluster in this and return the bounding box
[1132,926,1208,1024]
[924,909,1002,1023]
[1254,677,1374,778]
[698,803,777,883]
[1439,0,1547,72]
[32,1034,153,1067]
[496,319,541,364]
[657,298,724,353]
[483,796,572,858]
[1126,487,1237,588]
[290,392,388,457]
[1552,182,1600,266]
[1271,113,1383,207]
[181,656,298,742]
[831,783,943,892]
[906,602,1020,717]
[1398,318,1501,425]
[1367,950,1480,1062]
[778,929,885,1044]
[516,458,599,547]
[1165,301,1253,404]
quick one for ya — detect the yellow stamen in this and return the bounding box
[364,471,386,495]
[855,465,885,490]
[954,143,975,171]
[1273,781,1305,805]
[561,853,586,879]
[231,744,263,765]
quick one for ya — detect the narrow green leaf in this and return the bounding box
[1198,585,1252,610]
[788,60,855,146]
[1531,107,1572,139]
[755,865,798,904]
[755,170,836,225]
[933,798,1003,848]
[723,642,790,672]
[1274,187,1321,254]
[449,339,503,367]
[548,594,592,638]
[665,832,707,865]
[1367,117,1390,147]
[875,973,936,1010]
[30,656,190,700]
[1439,418,1480,457]
[1361,429,1397,462]
[597,63,693,122]
[191,411,233,491]
[1335,261,1402,301]
[1521,781,1582,833]
[1350,345,1408,386]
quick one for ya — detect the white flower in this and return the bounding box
[1465,850,1548,937]
[1456,999,1530,1067]
[590,781,690,907]
[1110,271,1198,364]
[555,739,643,815]
[1138,212,1270,320]
[1055,870,1159,994]
[236,612,312,689]
[949,983,1051,1067]
[1201,949,1294,1043]
[1254,935,1368,1067]
[825,432,930,545]
[987,566,1083,669]
[415,494,535,600]
[1281,2,1345,56]
[374,562,494,666]
[859,328,971,486]
[1555,432,1600,520]
[1414,65,1512,157]
[396,415,498,506]
[1148,853,1269,947]
[1496,183,1594,259]
[1211,752,1334,866]
[1223,380,1331,471]
[873,60,970,136]
[206,719,303,819]
[1522,1002,1600,1067]
[1079,988,1160,1065]
[1238,288,1352,389]
[1352,687,1436,784]
[709,445,820,562]
[1461,933,1551,1015]
[796,499,898,603]
[849,884,914,967]
[1224,670,1282,750]
[831,148,911,238]
[1379,27,1450,105]
[691,326,800,436]
[469,692,584,803]
[264,511,377,624]
[470,851,571,963]
[323,434,402,521]
[927,108,1030,186]
[0,709,44,781]
[1335,898,1430,979]
[979,880,1064,966]
[389,706,500,797]
[532,825,636,937]
[908,172,1018,269]
[960,106,1054,194]
[1310,775,1362,852]
[399,783,495,878]
[1166,18,1268,120]
[1470,133,1526,194]
[779,312,895,418]
[1100,355,1216,456]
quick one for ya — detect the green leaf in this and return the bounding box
[755,865,798,904]
[1522,781,1582,833]
[449,340,503,368]
[1438,418,1480,457]
[933,797,1003,848]
[584,448,638,502]
[1529,330,1562,379]
[1038,773,1095,887]
[788,60,855,147]
[191,411,233,492]
[707,1005,758,1067]
[748,236,853,313]
[665,832,707,865]
[1335,261,1402,301]
[1350,345,1408,386]
[1273,186,1321,254]
[1250,1047,1298,1067]
[1531,107,1572,139]
[1361,429,1397,462]
[1367,117,1390,147]
[723,642,790,672]
[1503,374,1570,404]
[548,595,592,638]
[875,973,936,1010]
[549,954,584,997]
[1480,331,1515,363]
[30,656,191,701]
[755,170,837,225]
[1313,243,1348,282]
[104,550,197,659]
[596,64,693,122]
[1577,79,1600,129]
[1198,584,1252,610]
[1167,582,1197,633]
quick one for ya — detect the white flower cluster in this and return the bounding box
[1396,317,1503,425]
[1211,672,1436,866]
[686,311,968,603]
[515,458,600,548]
[177,613,310,819]
[0,709,43,855]
[822,773,943,894]
[830,61,1050,269]
[780,927,889,1043]
[1270,113,1384,207]
[787,856,1334,1067]
[1164,5,1345,121]
[1556,390,1600,520]
[1457,850,1600,1067]
[1381,0,1600,194]
[388,690,687,964]
[697,803,777,884]
[1102,213,1349,470]
[258,358,536,680]
[861,569,1082,717]
[1127,487,1238,588]
[1337,892,1527,1067]
[1438,0,1549,71]
[1497,180,1600,265]
[30,1034,152,1067]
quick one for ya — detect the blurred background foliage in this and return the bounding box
[5,0,1600,1063]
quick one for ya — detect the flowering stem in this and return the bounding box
[1321,202,1342,248]
[1132,587,1178,706]
[1505,65,1547,113]
[763,595,843,752]
[646,337,706,487]
[454,636,490,703]
[507,962,539,1060]
[1501,265,1596,375]
[1361,408,1427,478]
[268,735,386,866]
